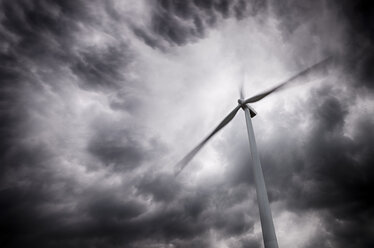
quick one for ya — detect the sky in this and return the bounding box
[0,0,374,247]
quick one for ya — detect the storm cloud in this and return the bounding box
[0,0,373,248]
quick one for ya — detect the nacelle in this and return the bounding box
[238,99,257,118]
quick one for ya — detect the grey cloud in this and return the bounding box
[255,87,374,247]
[271,0,374,90]
[133,0,267,48]
[71,44,132,91]
[210,77,374,246]
[136,173,182,202]
[87,115,169,172]
[88,128,146,171]
[335,0,374,90]
[1,0,374,248]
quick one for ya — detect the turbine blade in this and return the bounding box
[240,70,246,99]
[240,81,245,99]
[175,105,241,176]
[244,57,332,104]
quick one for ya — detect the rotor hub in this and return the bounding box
[238,99,257,118]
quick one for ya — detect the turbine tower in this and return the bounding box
[239,92,278,248]
[175,57,332,248]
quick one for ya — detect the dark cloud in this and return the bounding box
[1,0,373,248]
[71,44,131,91]
[335,0,374,89]
[136,173,181,202]
[133,0,267,47]
[252,87,374,247]
[271,0,374,90]
[259,1,374,245]
[88,127,146,171]
[1,1,82,63]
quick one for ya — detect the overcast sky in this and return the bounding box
[1,1,374,247]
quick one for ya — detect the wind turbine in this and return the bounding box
[175,57,332,248]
